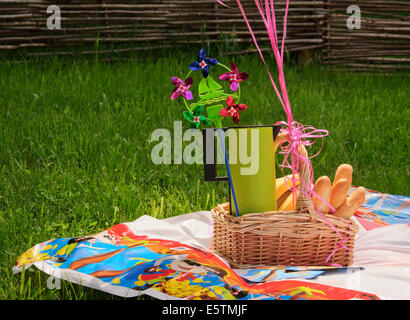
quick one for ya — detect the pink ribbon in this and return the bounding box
[274,121,328,204]
[216,0,351,266]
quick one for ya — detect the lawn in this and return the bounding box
[0,52,409,299]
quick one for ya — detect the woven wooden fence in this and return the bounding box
[323,0,410,71]
[0,0,324,58]
[0,0,409,70]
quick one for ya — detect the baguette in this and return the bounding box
[312,176,332,213]
[329,178,350,210]
[334,164,353,187]
[333,187,366,219]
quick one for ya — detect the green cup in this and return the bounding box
[203,125,280,215]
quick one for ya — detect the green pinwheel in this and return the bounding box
[183,105,213,128]
[170,48,249,128]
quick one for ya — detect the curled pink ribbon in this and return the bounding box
[216,0,351,266]
[274,121,328,207]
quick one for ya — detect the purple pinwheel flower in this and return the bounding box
[170,77,193,100]
[218,62,249,92]
[189,48,219,78]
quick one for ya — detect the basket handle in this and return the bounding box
[275,132,319,220]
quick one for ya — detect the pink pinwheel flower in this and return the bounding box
[218,62,249,92]
[219,95,248,124]
[170,77,193,100]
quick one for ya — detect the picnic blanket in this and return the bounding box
[13,187,410,300]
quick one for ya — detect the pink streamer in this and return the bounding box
[215,0,232,8]
[216,0,351,265]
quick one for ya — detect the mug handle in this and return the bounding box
[202,126,281,181]
[202,128,229,182]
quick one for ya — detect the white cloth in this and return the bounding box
[124,212,410,300]
[312,221,410,299]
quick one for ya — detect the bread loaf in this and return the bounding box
[329,178,350,210]
[334,164,353,187]
[333,187,366,219]
[312,176,331,213]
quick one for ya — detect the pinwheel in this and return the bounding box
[219,95,248,124]
[218,62,249,92]
[170,77,193,100]
[183,105,213,128]
[189,48,219,78]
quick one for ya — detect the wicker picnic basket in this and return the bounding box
[211,135,358,268]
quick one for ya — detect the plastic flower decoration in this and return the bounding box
[170,48,248,129]
[170,77,193,100]
[219,95,248,124]
[183,105,212,128]
[218,62,249,92]
[189,48,219,78]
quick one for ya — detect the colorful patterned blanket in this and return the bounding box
[13,188,410,300]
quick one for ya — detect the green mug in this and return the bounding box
[203,125,280,215]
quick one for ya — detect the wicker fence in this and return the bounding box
[0,0,325,57]
[0,0,409,70]
[323,0,410,71]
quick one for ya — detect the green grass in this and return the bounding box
[0,52,409,299]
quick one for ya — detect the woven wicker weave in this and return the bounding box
[211,136,358,268]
